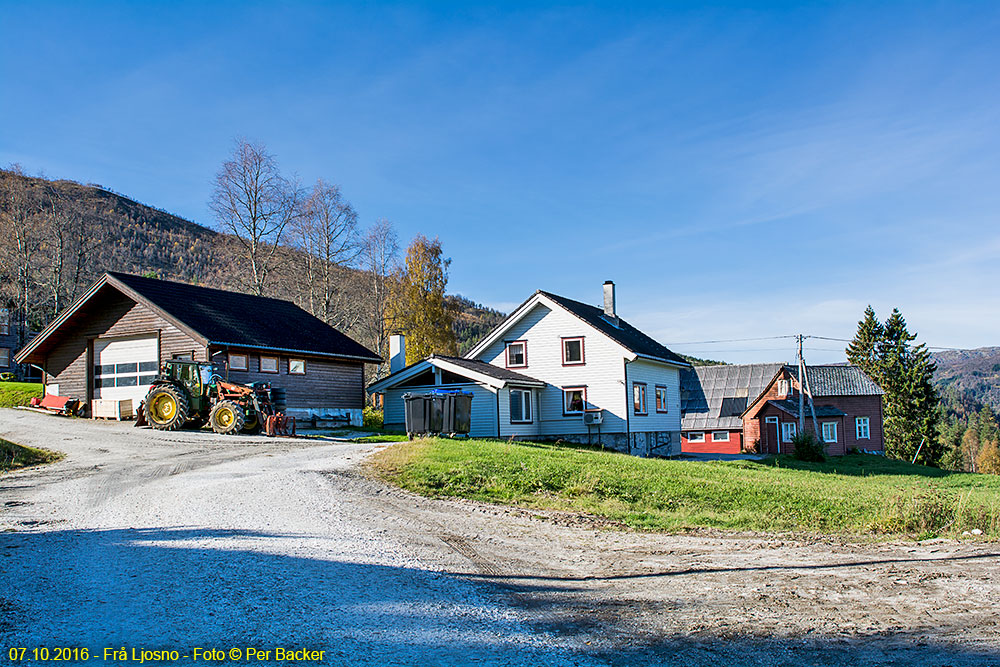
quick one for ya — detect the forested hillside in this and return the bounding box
[0,169,501,368]
[932,347,1000,413]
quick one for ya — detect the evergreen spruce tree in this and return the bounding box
[846,305,883,382]
[847,307,940,464]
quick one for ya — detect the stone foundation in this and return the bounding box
[286,407,363,428]
[523,430,680,458]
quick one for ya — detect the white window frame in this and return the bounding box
[781,422,796,442]
[822,422,838,443]
[856,416,870,440]
[509,388,532,424]
[687,431,705,443]
[563,387,587,415]
[712,431,730,442]
[777,379,790,397]
[633,382,647,415]
[562,337,585,366]
[228,353,248,371]
[655,385,669,413]
[288,358,306,375]
[506,340,527,368]
[260,356,279,374]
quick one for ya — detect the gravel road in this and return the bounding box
[2,409,999,666]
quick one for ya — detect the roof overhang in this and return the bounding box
[207,341,381,364]
[367,356,544,394]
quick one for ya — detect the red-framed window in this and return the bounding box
[633,382,647,415]
[561,336,585,366]
[655,385,669,413]
[505,340,527,368]
[562,386,587,415]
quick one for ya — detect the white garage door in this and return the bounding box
[93,335,159,405]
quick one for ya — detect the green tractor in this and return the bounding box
[139,360,287,435]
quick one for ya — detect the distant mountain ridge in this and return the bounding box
[932,346,1000,413]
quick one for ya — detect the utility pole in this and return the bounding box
[797,334,805,435]
[797,334,820,439]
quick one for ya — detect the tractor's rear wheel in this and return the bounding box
[210,400,246,435]
[144,385,190,431]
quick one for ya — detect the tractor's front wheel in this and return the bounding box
[210,400,246,435]
[144,385,190,431]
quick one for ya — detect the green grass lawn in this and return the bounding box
[0,381,44,408]
[0,438,63,472]
[369,438,1000,538]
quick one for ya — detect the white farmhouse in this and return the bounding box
[367,282,690,456]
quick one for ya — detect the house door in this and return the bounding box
[93,335,159,406]
[764,416,779,454]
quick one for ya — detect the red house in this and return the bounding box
[680,364,884,456]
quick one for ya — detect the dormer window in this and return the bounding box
[562,337,584,365]
[506,341,527,368]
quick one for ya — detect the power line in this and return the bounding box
[665,335,797,346]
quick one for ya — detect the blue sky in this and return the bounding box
[3,2,999,363]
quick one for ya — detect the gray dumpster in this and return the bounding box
[403,391,473,437]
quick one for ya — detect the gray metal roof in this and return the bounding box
[788,365,883,397]
[680,363,785,430]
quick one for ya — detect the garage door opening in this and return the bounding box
[93,335,159,406]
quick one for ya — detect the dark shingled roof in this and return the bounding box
[538,291,689,367]
[109,272,381,362]
[430,355,544,384]
[766,399,846,418]
[788,365,883,397]
[681,363,785,430]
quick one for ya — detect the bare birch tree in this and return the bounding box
[289,179,361,328]
[0,166,43,349]
[209,139,300,295]
[359,218,399,379]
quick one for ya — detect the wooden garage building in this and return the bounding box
[14,272,381,424]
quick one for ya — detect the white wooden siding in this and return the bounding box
[382,382,498,437]
[498,386,541,438]
[477,303,629,435]
[625,359,681,432]
[474,299,684,438]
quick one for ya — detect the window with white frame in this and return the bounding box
[509,388,532,423]
[777,379,791,397]
[0,348,9,367]
[822,422,838,443]
[563,387,586,414]
[633,382,647,415]
[260,356,279,373]
[856,416,870,439]
[655,385,669,413]
[506,341,527,368]
[562,337,584,365]
[228,353,248,371]
[712,431,730,442]
[289,358,306,375]
[781,422,796,442]
[687,431,705,442]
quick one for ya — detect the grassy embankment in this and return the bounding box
[369,438,1000,538]
[0,438,63,472]
[0,381,43,408]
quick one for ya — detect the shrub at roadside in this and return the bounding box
[0,382,44,408]
[791,433,826,462]
[363,405,384,430]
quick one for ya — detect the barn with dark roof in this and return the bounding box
[15,272,381,424]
